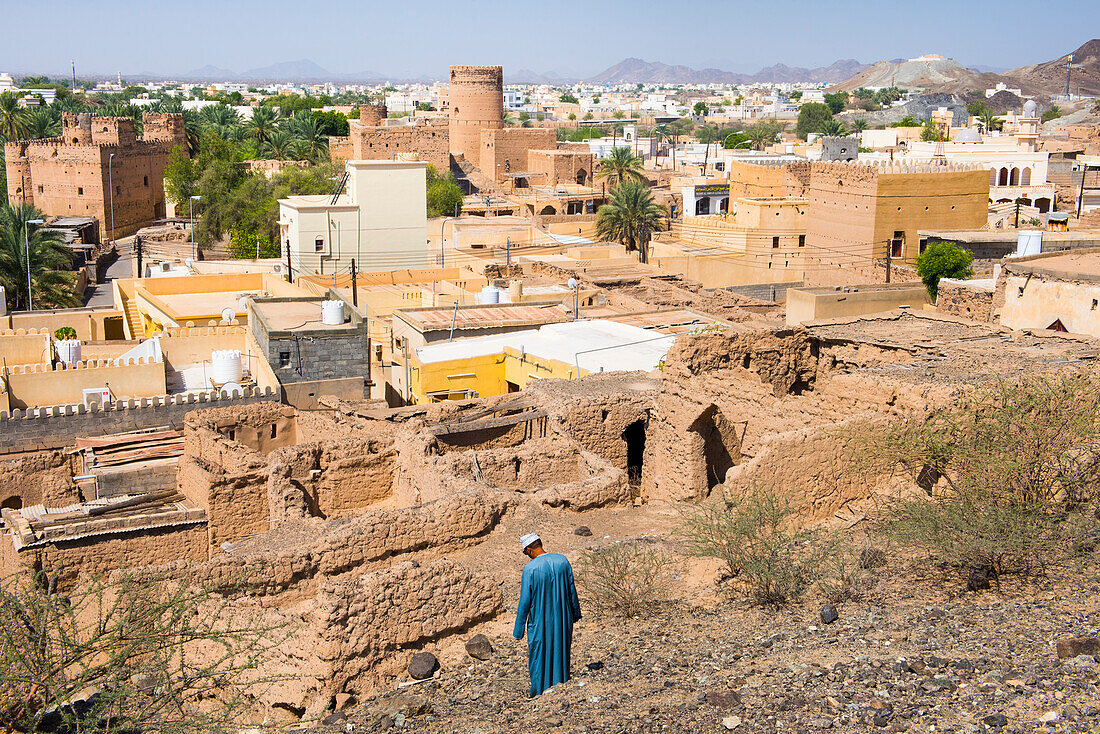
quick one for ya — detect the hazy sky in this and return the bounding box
[4,0,1097,79]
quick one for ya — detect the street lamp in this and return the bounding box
[189,195,202,260]
[568,277,579,321]
[439,216,454,268]
[108,153,116,245]
[23,218,44,311]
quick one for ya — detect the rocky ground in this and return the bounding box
[306,539,1100,734]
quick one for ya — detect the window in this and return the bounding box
[278,351,291,368]
[919,238,928,254]
[143,176,148,186]
[1017,287,1025,298]
[772,236,780,249]
[1092,299,1098,311]
[714,162,725,172]
[797,235,805,248]
[37,185,43,193]
[314,238,324,252]
[890,231,904,258]
[77,187,83,195]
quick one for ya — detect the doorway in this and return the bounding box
[622,420,646,486]
[689,405,737,490]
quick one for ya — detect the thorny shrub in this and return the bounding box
[577,541,678,617]
[0,569,292,733]
[852,374,1100,586]
[675,488,831,606]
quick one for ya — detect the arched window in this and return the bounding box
[695,197,710,215]
[1021,167,1031,186]
[999,167,1009,186]
[1010,167,1020,186]
[990,168,998,186]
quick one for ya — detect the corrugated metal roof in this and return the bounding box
[402,304,572,330]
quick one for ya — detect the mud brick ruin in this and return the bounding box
[2,311,1097,719]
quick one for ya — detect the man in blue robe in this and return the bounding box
[513,533,582,697]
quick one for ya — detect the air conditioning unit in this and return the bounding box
[82,387,111,409]
[272,262,284,274]
[160,261,173,273]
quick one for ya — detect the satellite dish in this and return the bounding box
[220,381,244,397]
[221,307,235,323]
[567,277,578,290]
[237,296,249,310]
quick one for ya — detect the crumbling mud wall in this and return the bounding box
[0,450,80,510]
[665,329,819,396]
[142,490,512,596]
[179,412,270,551]
[247,559,502,717]
[267,438,398,521]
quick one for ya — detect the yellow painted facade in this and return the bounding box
[409,347,581,403]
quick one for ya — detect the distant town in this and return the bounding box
[1,33,1100,734]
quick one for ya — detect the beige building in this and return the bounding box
[278,160,429,276]
[995,249,1100,336]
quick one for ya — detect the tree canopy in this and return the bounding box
[795,103,833,139]
[915,241,973,299]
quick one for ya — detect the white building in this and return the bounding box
[278,160,429,277]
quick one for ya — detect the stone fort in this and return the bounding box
[5,112,187,241]
[332,65,591,193]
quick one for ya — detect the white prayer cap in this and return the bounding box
[520,533,540,550]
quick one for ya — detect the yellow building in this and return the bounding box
[408,320,674,403]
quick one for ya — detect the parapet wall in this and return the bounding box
[0,386,278,456]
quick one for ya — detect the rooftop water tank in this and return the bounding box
[1017,229,1043,257]
[321,299,345,325]
[211,349,243,385]
[56,339,82,365]
[478,286,501,305]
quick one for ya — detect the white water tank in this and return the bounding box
[321,299,344,325]
[478,286,501,304]
[1017,229,1043,257]
[211,349,243,385]
[56,339,82,365]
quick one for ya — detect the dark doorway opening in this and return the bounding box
[506,380,521,393]
[622,420,646,486]
[1,496,23,511]
[690,405,737,490]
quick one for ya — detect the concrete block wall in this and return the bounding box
[721,281,803,303]
[0,387,278,456]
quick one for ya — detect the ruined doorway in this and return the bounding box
[622,420,646,486]
[1,495,23,511]
[506,380,521,393]
[689,405,738,490]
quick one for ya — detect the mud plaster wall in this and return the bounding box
[250,559,501,715]
[178,421,269,551]
[139,490,512,597]
[552,394,652,473]
[936,282,994,322]
[267,438,397,522]
[0,451,81,510]
[20,523,208,590]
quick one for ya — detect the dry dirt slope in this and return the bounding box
[307,517,1100,734]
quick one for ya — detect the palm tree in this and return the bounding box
[286,114,328,163]
[696,125,718,175]
[851,118,869,133]
[978,111,998,134]
[595,179,669,264]
[0,91,31,141]
[819,119,848,136]
[0,203,80,311]
[654,123,677,169]
[502,111,517,127]
[262,129,299,160]
[247,105,280,149]
[596,146,645,187]
[26,107,61,139]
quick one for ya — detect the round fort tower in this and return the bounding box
[358,104,388,127]
[448,65,503,165]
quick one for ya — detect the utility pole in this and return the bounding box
[351,259,357,308]
[134,235,143,278]
[1015,198,1021,229]
[71,60,76,90]
[285,243,293,283]
[108,153,116,246]
[506,237,511,267]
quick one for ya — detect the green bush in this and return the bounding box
[228,229,278,259]
[577,541,678,617]
[853,375,1100,585]
[915,240,972,299]
[676,489,828,606]
[53,326,77,340]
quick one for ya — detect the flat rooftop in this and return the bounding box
[154,291,255,318]
[252,300,351,332]
[395,302,572,331]
[1005,250,1100,279]
[805,311,1098,384]
[415,319,675,373]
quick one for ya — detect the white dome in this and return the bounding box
[1022,99,1037,117]
[954,128,983,143]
